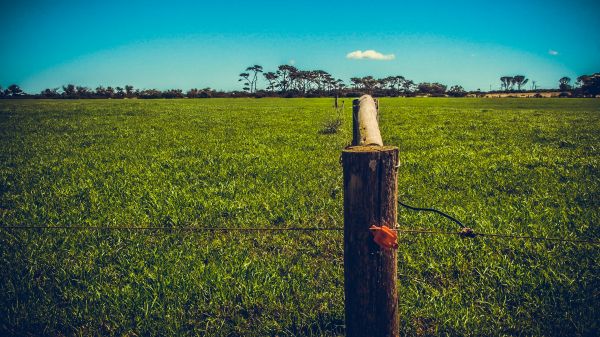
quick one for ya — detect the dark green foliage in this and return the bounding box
[417,82,447,96]
[447,85,467,97]
[5,84,23,97]
[575,73,600,97]
[559,76,572,91]
[0,98,599,336]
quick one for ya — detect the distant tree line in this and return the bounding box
[1,69,598,99]
[0,84,234,99]
[493,73,600,97]
[237,64,469,97]
[564,74,600,97]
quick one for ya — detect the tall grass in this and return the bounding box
[0,98,598,336]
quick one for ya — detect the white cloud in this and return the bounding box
[548,50,559,55]
[289,59,296,65]
[346,49,395,61]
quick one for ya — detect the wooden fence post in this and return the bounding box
[352,96,383,146]
[352,99,360,146]
[343,95,399,337]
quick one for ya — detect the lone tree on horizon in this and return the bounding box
[500,76,513,91]
[6,84,23,97]
[238,72,251,92]
[245,65,263,93]
[559,76,571,91]
[512,75,529,91]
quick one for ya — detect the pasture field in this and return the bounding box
[0,98,599,336]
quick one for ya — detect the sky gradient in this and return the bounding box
[1,0,599,92]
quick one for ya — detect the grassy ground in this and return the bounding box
[0,98,598,336]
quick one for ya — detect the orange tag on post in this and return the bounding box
[369,225,398,249]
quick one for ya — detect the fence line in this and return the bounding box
[2,224,598,245]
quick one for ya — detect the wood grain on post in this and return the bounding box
[352,95,383,146]
[343,145,399,337]
[352,99,360,145]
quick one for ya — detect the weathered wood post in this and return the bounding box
[343,95,399,337]
[352,99,360,145]
[352,97,381,146]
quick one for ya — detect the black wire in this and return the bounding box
[398,200,465,228]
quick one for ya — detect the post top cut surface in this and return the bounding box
[343,145,398,153]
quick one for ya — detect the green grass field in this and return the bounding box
[1,98,599,336]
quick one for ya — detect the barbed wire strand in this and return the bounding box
[395,199,599,244]
[1,225,598,245]
[396,228,599,245]
[0,225,341,231]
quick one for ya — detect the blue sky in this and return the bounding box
[1,0,599,92]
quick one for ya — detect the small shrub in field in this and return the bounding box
[320,118,343,134]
